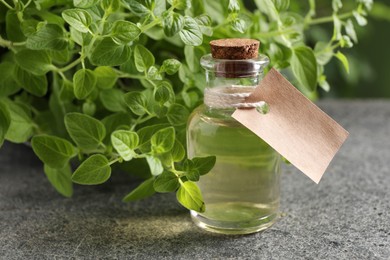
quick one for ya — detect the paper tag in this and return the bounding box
[232,68,349,183]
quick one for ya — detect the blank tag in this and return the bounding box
[232,68,349,183]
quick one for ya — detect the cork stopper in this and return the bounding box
[210,38,260,60]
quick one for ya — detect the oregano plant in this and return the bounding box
[0,0,371,212]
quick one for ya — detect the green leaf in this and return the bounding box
[191,156,216,175]
[290,46,318,92]
[273,0,290,11]
[111,130,139,161]
[101,0,120,12]
[14,66,48,97]
[146,155,164,175]
[64,112,106,150]
[73,69,97,100]
[163,12,184,37]
[154,171,179,192]
[254,0,279,21]
[332,14,342,40]
[161,59,181,75]
[44,164,73,197]
[74,0,100,8]
[137,123,170,152]
[62,9,92,33]
[176,181,205,212]
[124,91,148,116]
[340,35,353,48]
[167,104,190,126]
[154,82,175,104]
[94,66,117,89]
[82,101,96,116]
[147,66,163,80]
[15,50,54,76]
[151,127,175,154]
[228,0,240,13]
[179,16,202,46]
[194,14,212,36]
[100,88,127,112]
[314,42,333,66]
[168,0,191,10]
[345,19,358,43]
[134,45,155,72]
[72,154,111,185]
[171,140,185,162]
[111,20,141,45]
[122,178,155,202]
[26,24,67,51]
[231,17,247,33]
[123,0,150,16]
[332,0,342,12]
[0,103,10,148]
[3,100,34,143]
[334,51,349,73]
[0,62,20,96]
[31,135,76,169]
[102,112,132,142]
[90,37,132,66]
[6,10,25,42]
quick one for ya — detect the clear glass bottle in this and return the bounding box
[187,51,281,234]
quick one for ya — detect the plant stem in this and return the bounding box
[309,12,353,25]
[130,114,154,131]
[141,18,161,32]
[109,157,121,165]
[0,0,13,9]
[115,69,146,80]
[0,36,25,50]
[57,57,82,72]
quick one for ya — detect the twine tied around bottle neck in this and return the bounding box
[204,85,270,114]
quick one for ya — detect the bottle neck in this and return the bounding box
[200,54,269,110]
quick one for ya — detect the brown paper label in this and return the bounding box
[232,68,349,183]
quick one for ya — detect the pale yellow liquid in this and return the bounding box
[187,105,281,234]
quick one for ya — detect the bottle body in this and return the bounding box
[186,52,281,234]
[187,105,281,234]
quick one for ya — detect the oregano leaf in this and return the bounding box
[62,8,92,33]
[44,164,73,197]
[111,20,141,45]
[0,103,11,148]
[26,24,67,51]
[90,37,132,66]
[146,155,164,175]
[72,154,111,185]
[176,181,205,212]
[290,46,317,92]
[64,112,106,150]
[111,130,139,161]
[14,66,48,97]
[122,178,155,202]
[154,171,179,193]
[32,135,76,169]
[179,16,202,46]
[15,50,54,76]
[134,45,155,72]
[334,51,350,73]
[73,68,97,100]
[151,127,175,154]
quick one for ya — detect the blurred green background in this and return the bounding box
[245,0,390,98]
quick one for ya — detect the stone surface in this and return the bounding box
[0,100,389,259]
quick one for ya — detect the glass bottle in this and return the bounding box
[186,40,281,234]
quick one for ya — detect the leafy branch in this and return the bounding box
[0,0,372,211]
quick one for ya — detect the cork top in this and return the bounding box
[210,38,260,60]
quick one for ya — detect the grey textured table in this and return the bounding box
[0,100,389,259]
